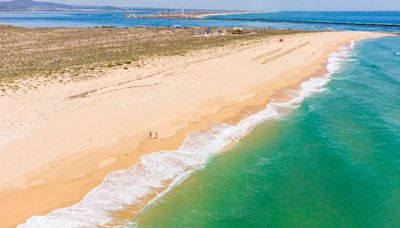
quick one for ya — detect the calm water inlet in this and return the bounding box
[0,11,399,32]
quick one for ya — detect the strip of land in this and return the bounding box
[0,26,384,227]
[126,11,251,19]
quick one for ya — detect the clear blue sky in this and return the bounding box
[5,0,400,11]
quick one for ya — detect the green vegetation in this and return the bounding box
[0,25,307,83]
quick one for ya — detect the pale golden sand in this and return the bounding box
[0,31,384,227]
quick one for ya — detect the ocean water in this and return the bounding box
[0,11,399,32]
[132,36,400,227]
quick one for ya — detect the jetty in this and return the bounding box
[209,17,400,28]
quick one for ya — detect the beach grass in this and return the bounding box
[0,25,307,83]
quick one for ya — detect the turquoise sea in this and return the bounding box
[132,36,400,227]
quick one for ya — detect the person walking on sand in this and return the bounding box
[154,132,158,139]
[149,131,152,139]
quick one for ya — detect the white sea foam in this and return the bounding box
[19,45,353,228]
[350,40,355,49]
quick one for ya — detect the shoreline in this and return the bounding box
[0,31,386,227]
[126,48,345,226]
[95,36,363,226]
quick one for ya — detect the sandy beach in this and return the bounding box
[0,31,383,227]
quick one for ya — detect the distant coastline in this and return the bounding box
[0,0,120,11]
[0,0,231,12]
[126,11,254,19]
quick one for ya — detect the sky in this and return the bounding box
[3,0,400,11]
